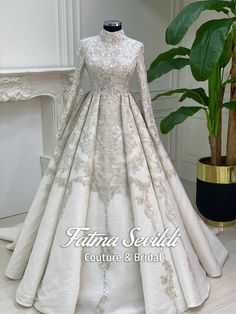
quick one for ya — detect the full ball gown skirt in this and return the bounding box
[0,29,228,314]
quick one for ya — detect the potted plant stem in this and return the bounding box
[147,0,236,227]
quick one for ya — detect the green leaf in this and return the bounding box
[152,88,208,105]
[147,58,189,83]
[223,101,236,110]
[160,106,203,134]
[219,31,233,68]
[190,18,234,81]
[210,0,231,14]
[148,47,190,70]
[152,88,190,101]
[166,1,233,45]
[147,47,190,83]
[179,88,209,106]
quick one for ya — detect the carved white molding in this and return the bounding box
[0,76,33,102]
[72,0,81,57]
[0,67,74,152]
[57,0,75,66]
[147,0,181,95]
[170,0,181,91]
[56,0,82,66]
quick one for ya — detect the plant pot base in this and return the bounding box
[196,178,236,223]
[196,157,236,227]
[203,217,235,228]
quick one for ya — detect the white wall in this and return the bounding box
[0,99,43,218]
[0,0,61,67]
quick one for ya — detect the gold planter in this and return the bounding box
[196,157,236,228]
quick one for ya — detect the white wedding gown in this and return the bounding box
[0,29,228,314]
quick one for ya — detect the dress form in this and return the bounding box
[103,20,122,32]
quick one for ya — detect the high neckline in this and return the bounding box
[99,28,126,43]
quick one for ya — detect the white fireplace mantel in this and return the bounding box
[0,66,74,107]
[0,67,74,155]
[0,67,77,218]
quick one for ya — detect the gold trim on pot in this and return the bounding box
[197,157,236,184]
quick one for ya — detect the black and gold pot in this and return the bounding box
[196,157,236,228]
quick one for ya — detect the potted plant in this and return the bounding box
[147,0,236,227]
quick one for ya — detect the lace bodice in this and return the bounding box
[86,29,140,94]
[56,28,160,147]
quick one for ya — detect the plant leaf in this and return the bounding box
[219,31,233,68]
[190,18,234,81]
[147,48,190,83]
[147,58,189,83]
[223,101,236,110]
[160,106,203,134]
[166,1,233,45]
[179,88,209,106]
[147,47,190,83]
[152,88,190,101]
[152,88,208,104]
[148,47,190,71]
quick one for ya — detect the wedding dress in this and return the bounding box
[0,28,228,314]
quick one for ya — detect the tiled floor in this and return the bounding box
[0,180,235,313]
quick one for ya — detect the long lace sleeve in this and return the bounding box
[135,43,161,146]
[56,39,86,140]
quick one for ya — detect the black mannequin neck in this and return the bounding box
[103,25,122,32]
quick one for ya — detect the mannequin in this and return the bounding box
[103,20,122,32]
